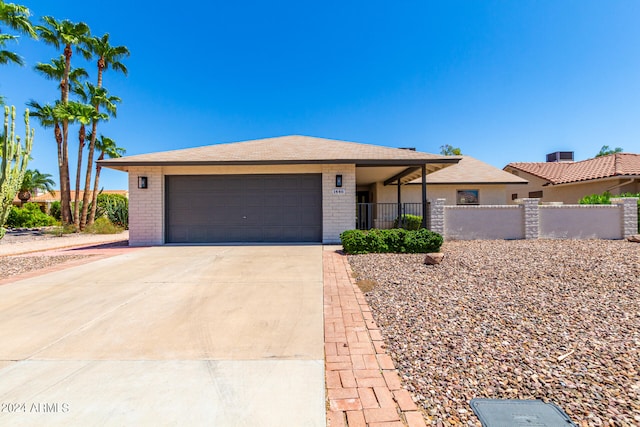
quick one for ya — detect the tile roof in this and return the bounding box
[505,153,640,185]
[100,135,459,168]
[13,190,128,204]
[408,156,527,184]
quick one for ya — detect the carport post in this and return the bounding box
[421,164,427,229]
[397,180,402,227]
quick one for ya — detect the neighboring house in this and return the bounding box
[12,190,129,212]
[368,156,528,206]
[101,135,461,245]
[504,152,640,204]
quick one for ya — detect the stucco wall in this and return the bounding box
[444,206,523,240]
[126,164,355,245]
[539,205,621,239]
[374,183,510,205]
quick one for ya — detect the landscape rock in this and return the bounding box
[424,252,445,265]
[627,234,640,243]
[348,240,640,426]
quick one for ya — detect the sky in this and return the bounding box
[1,0,639,190]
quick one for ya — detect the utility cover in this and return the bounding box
[470,399,577,427]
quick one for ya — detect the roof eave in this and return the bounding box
[100,158,461,169]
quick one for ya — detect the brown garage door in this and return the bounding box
[165,174,322,243]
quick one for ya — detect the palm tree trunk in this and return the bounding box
[88,152,104,225]
[60,44,73,226]
[73,125,85,227]
[80,119,98,229]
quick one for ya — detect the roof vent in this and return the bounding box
[399,147,416,151]
[546,151,574,162]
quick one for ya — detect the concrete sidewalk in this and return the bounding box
[0,231,130,257]
[0,245,325,426]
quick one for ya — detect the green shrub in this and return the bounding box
[49,201,61,220]
[340,229,368,254]
[340,228,443,254]
[96,193,128,229]
[83,216,123,234]
[393,214,423,230]
[5,203,58,228]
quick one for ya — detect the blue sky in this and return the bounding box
[1,0,639,190]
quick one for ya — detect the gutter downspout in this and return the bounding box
[606,178,636,193]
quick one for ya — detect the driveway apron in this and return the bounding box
[0,246,325,426]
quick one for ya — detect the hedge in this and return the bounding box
[340,228,443,254]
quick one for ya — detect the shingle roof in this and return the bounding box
[505,153,640,185]
[100,135,459,168]
[409,156,528,185]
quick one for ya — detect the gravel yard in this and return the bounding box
[348,240,640,426]
[0,254,92,280]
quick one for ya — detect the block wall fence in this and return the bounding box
[429,198,638,241]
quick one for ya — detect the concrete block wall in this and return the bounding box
[322,164,356,243]
[429,199,445,235]
[612,197,639,237]
[128,166,164,246]
[522,198,540,239]
[432,198,637,241]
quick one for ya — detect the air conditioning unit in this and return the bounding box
[546,151,574,162]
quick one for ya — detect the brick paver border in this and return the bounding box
[324,249,427,427]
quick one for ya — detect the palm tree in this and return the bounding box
[27,99,64,177]
[88,134,125,225]
[35,56,88,95]
[36,17,91,225]
[73,82,120,228]
[0,2,36,68]
[0,2,36,37]
[54,101,108,226]
[18,169,56,205]
[0,33,23,65]
[82,34,128,228]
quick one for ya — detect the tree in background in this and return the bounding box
[0,1,37,105]
[82,33,128,228]
[36,16,91,225]
[595,145,623,158]
[17,168,55,205]
[440,144,462,156]
[0,105,34,239]
[89,134,124,225]
[54,100,108,226]
[73,81,121,228]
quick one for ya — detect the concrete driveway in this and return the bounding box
[0,246,325,426]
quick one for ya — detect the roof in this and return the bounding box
[100,135,460,170]
[505,153,640,185]
[408,156,528,185]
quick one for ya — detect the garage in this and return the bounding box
[165,174,322,243]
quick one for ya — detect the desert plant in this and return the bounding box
[83,216,122,234]
[6,202,58,228]
[0,106,34,239]
[95,193,128,228]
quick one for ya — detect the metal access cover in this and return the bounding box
[470,399,577,427]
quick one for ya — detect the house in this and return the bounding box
[13,190,129,212]
[504,152,640,204]
[100,135,460,245]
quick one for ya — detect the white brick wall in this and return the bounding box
[128,166,164,246]
[612,197,639,237]
[322,164,355,243]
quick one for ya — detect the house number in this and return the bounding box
[333,189,346,195]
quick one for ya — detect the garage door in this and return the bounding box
[165,174,322,243]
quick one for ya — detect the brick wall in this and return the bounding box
[128,167,164,246]
[322,164,355,243]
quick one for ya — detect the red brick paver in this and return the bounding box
[324,249,427,426]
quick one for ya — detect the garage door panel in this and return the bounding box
[166,174,322,243]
